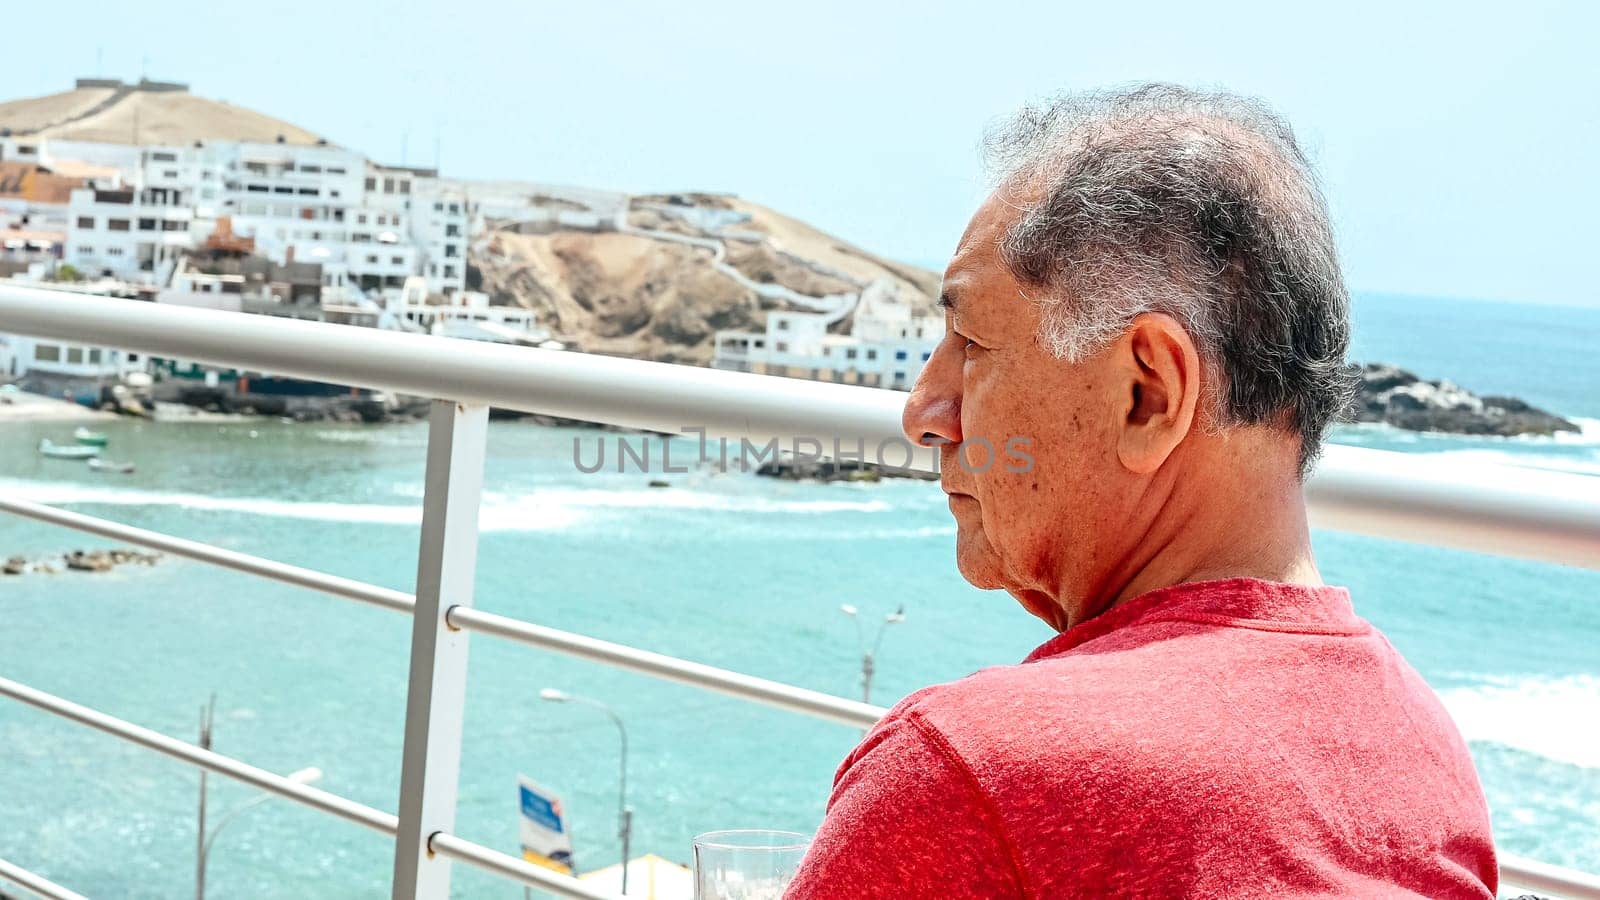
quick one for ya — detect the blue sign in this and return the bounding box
[520,783,565,833]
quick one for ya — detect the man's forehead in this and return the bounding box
[943,190,1027,300]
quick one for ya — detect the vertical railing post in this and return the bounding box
[392,400,489,899]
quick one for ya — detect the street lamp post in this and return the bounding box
[195,766,322,900]
[839,604,905,704]
[540,688,632,896]
[194,696,214,900]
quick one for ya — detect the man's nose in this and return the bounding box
[902,340,963,448]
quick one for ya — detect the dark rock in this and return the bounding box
[65,550,114,572]
[755,458,937,483]
[1345,363,1578,437]
[56,549,161,573]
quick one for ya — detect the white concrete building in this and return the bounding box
[5,134,477,301]
[413,178,470,295]
[156,265,244,312]
[365,165,470,296]
[0,332,147,380]
[64,182,200,281]
[219,142,377,295]
[713,280,941,389]
[381,277,553,344]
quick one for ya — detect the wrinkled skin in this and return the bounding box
[902,190,1322,630]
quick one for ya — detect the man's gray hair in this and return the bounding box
[984,83,1354,474]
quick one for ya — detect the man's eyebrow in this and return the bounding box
[937,290,957,311]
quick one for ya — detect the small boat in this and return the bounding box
[38,439,100,460]
[87,458,136,474]
[73,427,109,447]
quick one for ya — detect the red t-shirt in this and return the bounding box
[786,578,1497,899]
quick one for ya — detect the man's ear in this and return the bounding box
[1115,313,1201,474]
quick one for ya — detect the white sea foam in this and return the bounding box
[1553,417,1600,445]
[312,429,427,446]
[488,487,892,515]
[1421,448,1600,477]
[0,479,891,533]
[752,523,956,541]
[0,479,577,530]
[1334,417,1600,448]
[1439,675,1600,770]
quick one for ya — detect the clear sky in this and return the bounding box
[11,0,1598,305]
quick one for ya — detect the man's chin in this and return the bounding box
[953,531,1007,591]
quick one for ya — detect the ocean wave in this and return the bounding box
[1553,417,1600,445]
[1439,675,1600,770]
[482,487,892,514]
[0,479,577,530]
[865,525,956,539]
[312,429,427,446]
[0,480,892,532]
[1419,449,1600,477]
[745,523,956,541]
[1332,417,1600,447]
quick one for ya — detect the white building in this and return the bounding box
[381,277,554,344]
[219,142,383,295]
[5,133,475,301]
[156,265,245,312]
[0,332,147,381]
[372,169,470,296]
[64,182,199,281]
[713,280,941,389]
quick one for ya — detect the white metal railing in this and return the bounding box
[1,284,1599,900]
[0,856,88,900]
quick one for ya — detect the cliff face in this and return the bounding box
[469,193,939,365]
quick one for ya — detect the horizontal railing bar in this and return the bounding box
[0,675,398,837]
[1,498,886,729]
[447,605,888,729]
[0,284,927,467]
[1501,852,1600,900]
[4,285,1599,572]
[0,496,413,615]
[428,832,622,900]
[4,519,1599,893]
[0,858,88,900]
[1306,445,1600,571]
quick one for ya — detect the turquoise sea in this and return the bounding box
[1,291,1597,898]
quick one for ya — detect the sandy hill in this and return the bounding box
[471,192,940,364]
[0,79,326,146]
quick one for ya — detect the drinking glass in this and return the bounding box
[692,829,811,900]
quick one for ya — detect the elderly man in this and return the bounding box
[785,85,1497,899]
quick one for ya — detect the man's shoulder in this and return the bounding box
[879,647,1189,770]
[876,612,1372,779]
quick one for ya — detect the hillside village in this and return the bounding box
[0,78,943,404]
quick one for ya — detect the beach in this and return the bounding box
[0,388,115,422]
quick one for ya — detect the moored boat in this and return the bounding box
[87,458,135,474]
[73,427,109,447]
[38,439,100,460]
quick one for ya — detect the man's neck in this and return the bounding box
[1075,443,1322,628]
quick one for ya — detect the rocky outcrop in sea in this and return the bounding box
[3,549,161,576]
[1346,364,1579,437]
